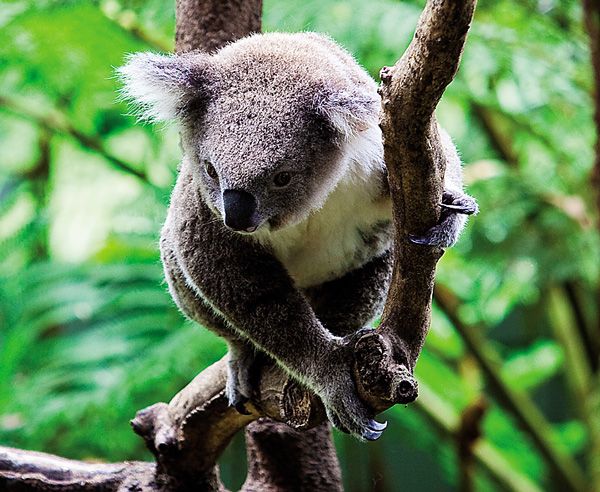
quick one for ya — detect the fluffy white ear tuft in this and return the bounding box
[117,52,211,122]
[314,88,380,139]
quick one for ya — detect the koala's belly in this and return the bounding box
[257,178,392,289]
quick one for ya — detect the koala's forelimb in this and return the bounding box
[304,252,393,336]
[162,222,260,414]
[161,167,387,440]
[409,190,478,247]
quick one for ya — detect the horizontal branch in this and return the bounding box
[0,357,322,491]
[0,446,155,491]
[0,353,541,492]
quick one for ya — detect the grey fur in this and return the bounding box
[119,32,476,440]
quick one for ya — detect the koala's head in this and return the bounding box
[119,33,378,234]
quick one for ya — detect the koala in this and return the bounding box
[119,32,477,441]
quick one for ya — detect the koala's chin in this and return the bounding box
[267,210,311,233]
[229,220,268,235]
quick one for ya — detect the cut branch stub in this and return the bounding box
[353,331,418,410]
[258,362,325,430]
[131,402,178,461]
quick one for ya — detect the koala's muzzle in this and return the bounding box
[223,189,259,232]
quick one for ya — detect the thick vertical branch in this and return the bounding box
[351,0,477,412]
[241,421,341,492]
[378,0,476,368]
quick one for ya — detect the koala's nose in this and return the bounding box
[222,189,258,232]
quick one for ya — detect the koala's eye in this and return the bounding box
[273,171,292,188]
[204,160,218,180]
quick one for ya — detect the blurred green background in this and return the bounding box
[1,0,599,491]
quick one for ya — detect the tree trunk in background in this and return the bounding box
[582,2,600,488]
[242,421,342,491]
[175,0,262,53]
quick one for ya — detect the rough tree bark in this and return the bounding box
[175,0,262,53]
[0,0,477,490]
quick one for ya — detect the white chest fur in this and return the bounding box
[255,164,392,289]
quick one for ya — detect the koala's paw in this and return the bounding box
[226,344,260,415]
[409,189,478,248]
[318,330,387,441]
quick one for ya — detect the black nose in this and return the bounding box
[223,189,258,231]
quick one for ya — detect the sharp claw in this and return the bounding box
[367,419,387,432]
[233,400,251,415]
[362,429,383,441]
[408,234,433,245]
[439,200,479,215]
[440,202,467,211]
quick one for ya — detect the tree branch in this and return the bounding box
[0,446,155,491]
[0,358,322,491]
[456,397,488,492]
[362,0,476,405]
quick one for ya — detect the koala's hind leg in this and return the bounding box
[304,251,393,337]
[161,235,261,414]
[409,189,478,248]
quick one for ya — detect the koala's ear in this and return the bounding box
[313,87,380,139]
[117,52,213,122]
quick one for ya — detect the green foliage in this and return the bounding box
[1,0,598,490]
